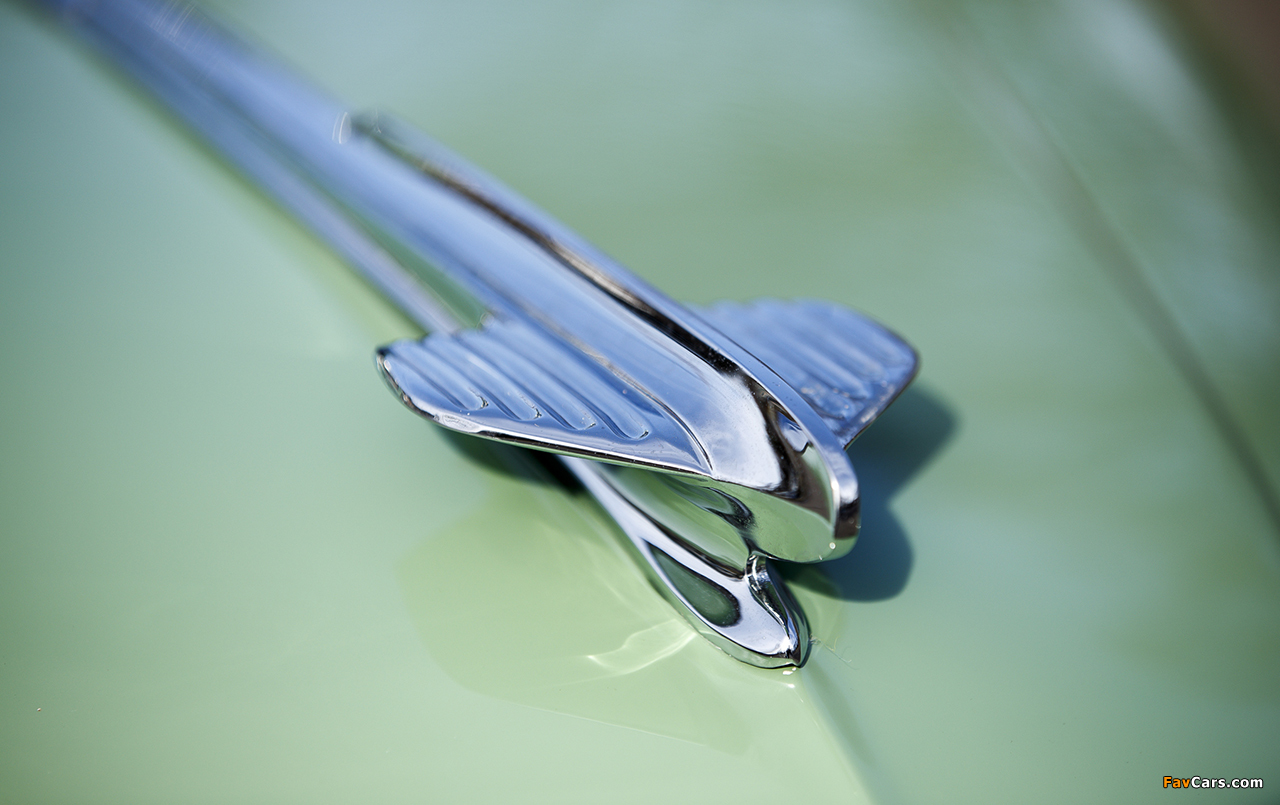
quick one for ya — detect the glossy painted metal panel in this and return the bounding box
[2,0,1277,803]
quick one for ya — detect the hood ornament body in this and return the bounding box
[45,0,917,667]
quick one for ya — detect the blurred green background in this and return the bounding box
[2,0,1278,802]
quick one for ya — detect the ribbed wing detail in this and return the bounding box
[378,318,711,475]
[698,299,918,446]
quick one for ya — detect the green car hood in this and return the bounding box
[2,0,1278,802]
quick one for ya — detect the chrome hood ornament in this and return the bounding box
[42,0,917,667]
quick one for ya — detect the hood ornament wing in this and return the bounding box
[43,0,917,667]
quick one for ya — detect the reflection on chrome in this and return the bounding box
[41,0,917,667]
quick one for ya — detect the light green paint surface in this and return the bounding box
[2,1,1277,802]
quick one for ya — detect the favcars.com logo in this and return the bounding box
[1163,777,1263,789]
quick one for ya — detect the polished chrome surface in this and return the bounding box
[698,299,918,447]
[40,0,916,667]
[568,458,810,667]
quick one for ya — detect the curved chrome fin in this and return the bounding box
[378,318,713,476]
[698,299,919,447]
[381,299,918,474]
